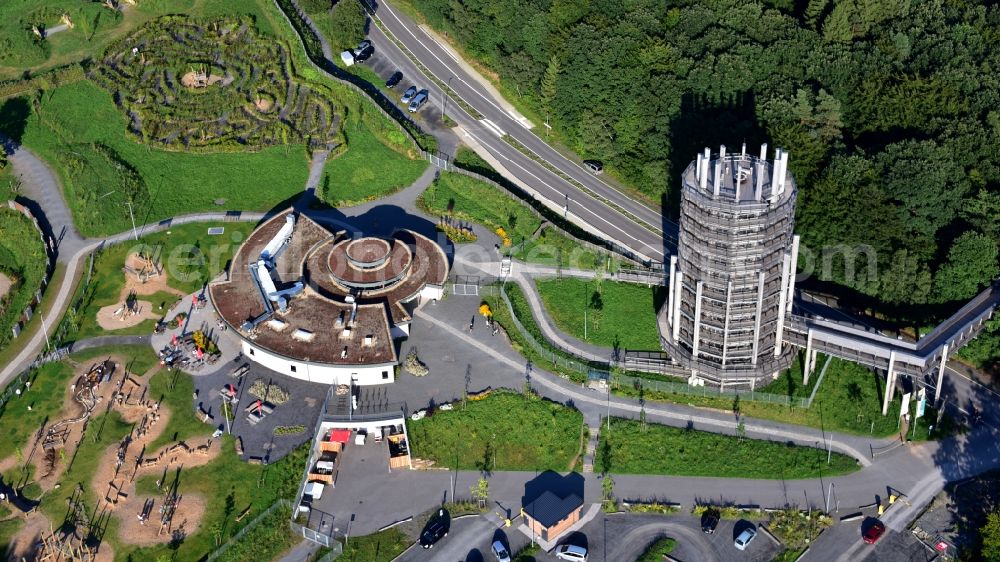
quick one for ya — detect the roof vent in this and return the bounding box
[341,327,352,339]
[335,311,345,327]
[292,328,314,342]
[340,346,348,359]
[364,334,374,346]
[267,318,288,332]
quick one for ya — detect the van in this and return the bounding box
[408,89,429,112]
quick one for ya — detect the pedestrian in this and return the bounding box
[469,316,475,332]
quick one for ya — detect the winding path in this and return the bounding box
[3,126,1000,562]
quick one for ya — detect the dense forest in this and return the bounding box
[403,0,1000,362]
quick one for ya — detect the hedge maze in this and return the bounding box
[92,16,342,151]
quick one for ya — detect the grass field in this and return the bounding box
[144,368,209,451]
[535,278,663,350]
[407,390,584,471]
[619,358,940,438]
[63,221,255,341]
[636,537,677,562]
[20,80,309,236]
[211,504,298,562]
[68,344,160,377]
[596,418,860,478]
[39,411,134,525]
[490,283,593,383]
[0,207,48,355]
[0,360,73,460]
[122,440,307,561]
[339,528,412,562]
[320,120,428,206]
[0,517,23,557]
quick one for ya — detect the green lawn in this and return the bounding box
[515,227,614,271]
[121,441,307,561]
[636,537,677,562]
[535,278,663,350]
[0,517,23,557]
[620,357,938,438]
[62,221,255,342]
[40,411,134,526]
[144,369,211,451]
[0,207,48,355]
[0,360,74,460]
[596,418,860,478]
[756,352,817,398]
[419,170,541,243]
[490,282,592,383]
[319,120,428,206]
[211,504,299,562]
[20,80,309,236]
[407,390,584,471]
[68,344,160,377]
[339,528,412,562]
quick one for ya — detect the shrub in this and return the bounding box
[404,348,428,376]
[248,379,290,404]
[273,425,306,436]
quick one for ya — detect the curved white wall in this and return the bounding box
[241,341,395,385]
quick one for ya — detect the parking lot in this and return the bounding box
[351,39,449,130]
[397,512,783,562]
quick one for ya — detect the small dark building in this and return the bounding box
[521,471,585,542]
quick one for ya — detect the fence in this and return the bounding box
[205,499,300,561]
[497,284,608,380]
[612,373,812,408]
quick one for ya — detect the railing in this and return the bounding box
[206,499,297,562]
[497,284,606,379]
[612,372,812,408]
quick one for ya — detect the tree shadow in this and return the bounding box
[0,96,30,150]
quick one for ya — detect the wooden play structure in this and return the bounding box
[36,527,96,562]
[122,249,162,284]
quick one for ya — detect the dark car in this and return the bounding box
[583,160,603,174]
[354,45,375,63]
[356,39,372,52]
[386,71,403,88]
[419,511,449,549]
[863,520,886,544]
[701,508,720,533]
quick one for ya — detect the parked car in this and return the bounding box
[863,520,886,544]
[354,44,374,63]
[583,160,603,174]
[701,508,720,533]
[491,540,511,562]
[356,39,372,52]
[419,510,449,549]
[555,544,588,561]
[386,71,403,88]
[734,527,757,551]
[408,89,429,112]
[401,86,418,104]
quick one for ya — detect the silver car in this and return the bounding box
[555,544,588,561]
[401,86,417,104]
[734,527,757,550]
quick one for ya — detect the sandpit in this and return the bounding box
[180,70,225,88]
[0,271,12,299]
[96,299,161,330]
[254,97,274,112]
[95,253,186,331]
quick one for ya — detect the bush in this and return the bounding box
[404,348,428,376]
[273,425,306,436]
[249,379,290,404]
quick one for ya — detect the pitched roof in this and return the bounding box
[524,490,583,528]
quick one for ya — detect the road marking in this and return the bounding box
[479,119,506,137]
[464,129,661,258]
[374,1,670,232]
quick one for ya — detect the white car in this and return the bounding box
[491,540,511,562]
[555,544,588,561]
[734,527,757,550]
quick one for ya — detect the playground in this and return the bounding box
[94,252,185,332]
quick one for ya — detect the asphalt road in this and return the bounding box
[363,0,672,262]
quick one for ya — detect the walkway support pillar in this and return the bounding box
[935,344,949,403]
[803,328,814,385]
[882,351,897,416]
